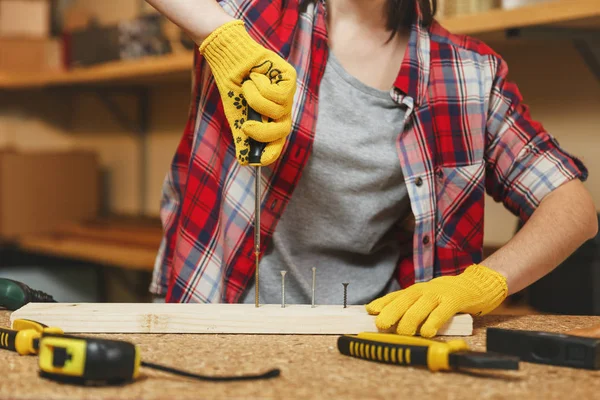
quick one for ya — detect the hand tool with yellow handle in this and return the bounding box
[1,320,280,385]
[0,319,63,355]
[37,333,280,386]
[247,106,266,308]
[38,334,141,385]
[486,327,600,370]
[338,332,519,372]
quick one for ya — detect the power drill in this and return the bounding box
[0,278,56,311]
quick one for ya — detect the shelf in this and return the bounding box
[439,0,600,35]
[16,218,163,271]
[0,1,597,89]
[0,52,194,90]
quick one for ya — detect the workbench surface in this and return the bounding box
[1,311,599,400]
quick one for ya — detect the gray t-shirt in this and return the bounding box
[241,52,411,305]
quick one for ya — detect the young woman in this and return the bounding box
[145,0,597,337]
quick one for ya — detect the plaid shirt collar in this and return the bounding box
[394,3,430,107]
[317,0,431,105]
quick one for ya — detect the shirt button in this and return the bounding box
[415,177,423,187]
[270,200,278,210]
[422,235,430,245]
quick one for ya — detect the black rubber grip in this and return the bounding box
[247,107,266,165]
[487,328,600,370]
[337,336,428,367]
[0,328,18,352]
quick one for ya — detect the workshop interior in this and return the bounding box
[0,0,600,397]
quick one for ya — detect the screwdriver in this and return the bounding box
[0,278,56,311]
[338,332,519,372]
[246,107,266,308]
[0,319,63,355]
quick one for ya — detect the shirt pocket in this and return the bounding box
[434,161,485,252]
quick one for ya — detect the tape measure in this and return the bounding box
[3,319,280,386]
[38,334,141,385]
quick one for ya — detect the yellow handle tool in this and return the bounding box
[2,319,279,386]
[0,319,63,355]
[338,332,519,372]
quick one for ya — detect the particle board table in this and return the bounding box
[1,311,599,400]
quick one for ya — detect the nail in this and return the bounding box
[342,283,349,308]
[281,271,287,308]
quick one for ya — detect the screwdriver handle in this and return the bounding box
[0,327,39,355]
[338,335,443,370]
[0,327,18,353]
[247,107,266,166]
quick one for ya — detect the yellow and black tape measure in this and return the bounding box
[2,319,280,385]
[38,334,141,385]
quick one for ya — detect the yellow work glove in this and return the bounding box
[199,20,297,166]
[366,264,508,338]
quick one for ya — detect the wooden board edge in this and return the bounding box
[11,303,473,336]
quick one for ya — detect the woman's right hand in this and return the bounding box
[200,20,297,166]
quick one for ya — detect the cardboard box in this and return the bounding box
[0,37,63,73]
[0,150,99,238]
[0,0,51,37]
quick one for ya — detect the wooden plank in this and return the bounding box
[439,0,600,35]
[10,303,473,336]
[0,52,194,89]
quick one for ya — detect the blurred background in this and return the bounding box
[0,0,598,313]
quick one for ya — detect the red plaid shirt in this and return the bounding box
[151,0,587,303]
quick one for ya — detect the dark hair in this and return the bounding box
[301,0,437,37]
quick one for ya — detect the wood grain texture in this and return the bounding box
[1,312,600,400]
[567,324,600,338]
[10,303,473,336]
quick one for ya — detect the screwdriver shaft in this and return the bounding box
[254,166,261,308]
[281,271,287,308]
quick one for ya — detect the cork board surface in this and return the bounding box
[1,311,600,400]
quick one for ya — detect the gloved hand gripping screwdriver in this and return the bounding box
[247,107,266,308]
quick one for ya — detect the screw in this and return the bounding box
[311,267,316,308]
[342,283,349,308]
[281,271,287,308]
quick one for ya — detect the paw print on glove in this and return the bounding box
[250,61,285,85]
[234,118,245,130]
[233,94,247,110]
[238,147,249,163]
